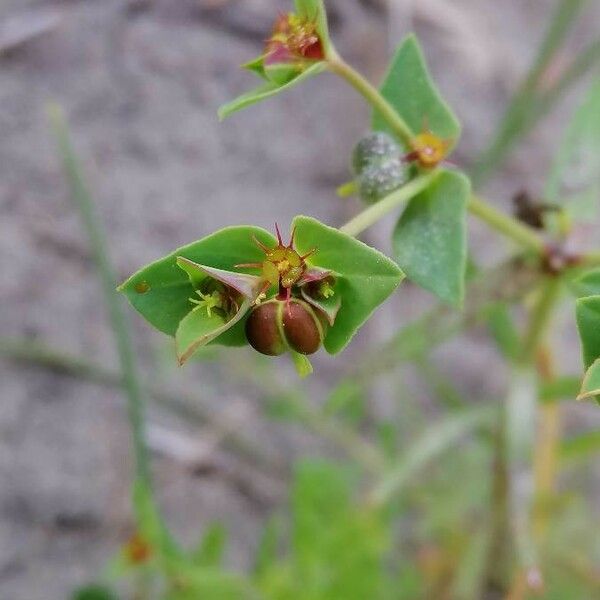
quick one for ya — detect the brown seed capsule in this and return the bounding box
[245,300,288,356]
[245,298,325,356]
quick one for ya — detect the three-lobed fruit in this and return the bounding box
[351,131,401,175]
[245,298,325,356]
[358,157,409,204]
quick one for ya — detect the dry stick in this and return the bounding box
[0,337,283,475]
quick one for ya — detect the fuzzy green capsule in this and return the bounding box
[352,131,401,175]
[245,298,325,356]
[358,157,409,204]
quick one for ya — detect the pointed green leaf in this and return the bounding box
[176,299,252,365]
[392,169,469,307]
[71,585,119,600]
[292,216,404,354]
[218,62,325,120]
[243,55,268,79]
[487,304,521,361]
[291,351,314,378]
[253,517,282,576]
[133,478,181,559]
[570,268,600,298]
[119,226,275,337]
[576,295,600,369]
[577,358,600,403]
[545,79,600,222]
[372,34,460,145]
[191,523,227,568]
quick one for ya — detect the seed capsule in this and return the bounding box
[352,132,401,175]
[358,157,409,204]
[245,298,325,356]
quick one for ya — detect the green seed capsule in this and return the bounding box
[352,132,401,175]
[245,298,325,356]
[358,157,409,204]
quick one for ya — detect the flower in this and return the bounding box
[265,12,324,65]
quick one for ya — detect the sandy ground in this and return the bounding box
[1,0,599,597]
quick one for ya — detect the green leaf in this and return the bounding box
[545,79,600,221]
[575,295,600,369]
[570,268,600,298]
[253,517,282,577]
[292,216,405,354]
[71,585,119,600]
[561,430,600,462]
[291,351,314,378]
[392,170,469,307]
[218,62,325,120]
[176,299,252,365]
[487,304,521,361]
[372,34,461,145]
[119,226,275,337]
[539,376,581,403]
[132,478,181,560]
[577,358,600,403]
[191,523,227,568]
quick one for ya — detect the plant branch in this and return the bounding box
[327,58,414,145]
[532,345,562,542]
[329,54,549,255]
[468,196,546,255]
[502,277,562,595]
[339,171,438,237]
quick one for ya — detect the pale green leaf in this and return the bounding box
[176,299,252,365]
[577,358,600,402]
[292,216,405,354]
[392,170,469,307]
[372,34,461,145]
[218,62,325,120]
[575,295,600,369]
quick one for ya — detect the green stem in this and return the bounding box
[497,278,562,592]
[468,195,546,255]
[520,278,562,362]
[327,58,414,145]
[340,171,437,237]
[48,105,152,491]
[330,53,547,255]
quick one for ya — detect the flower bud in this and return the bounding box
[358,157,409,205]
[245,298,325,356]
[352,132,401,175]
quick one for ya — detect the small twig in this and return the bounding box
[0,337,282,475]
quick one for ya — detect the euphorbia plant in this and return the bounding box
[108,0,600,595]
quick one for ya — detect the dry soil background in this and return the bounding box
[0,1,599,598]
